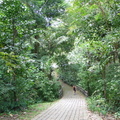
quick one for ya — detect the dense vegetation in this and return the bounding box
[0,0,66,112]
[0,0,120,118]
[58,0,120,117]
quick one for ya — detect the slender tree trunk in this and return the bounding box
[34,35,40,57]
[12,18,18,47]
[113,52,116,63]
[12,70,18,107]
[87,80,91,96]
[87,59,91,96]
[102,66,107,99]
[48,68,53,80]
[12,19,15,46]
[118,55,120,63]
[12,19,18,107]
[34,42,39,53]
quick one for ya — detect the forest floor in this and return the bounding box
[0,82,116,120]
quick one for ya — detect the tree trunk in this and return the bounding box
[34,42,39,54]
[12,20,18,106]
[48,68,53,80]
[102,66,107,99]
[13,72,18,106]
[33,35,40,57]
[87,80,91,96]
[12,18,18,47]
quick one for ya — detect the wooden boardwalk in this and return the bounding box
[32,82,102,120]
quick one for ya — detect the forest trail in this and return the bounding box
[32,82,103,120]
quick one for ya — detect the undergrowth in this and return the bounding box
[87,95,120,119]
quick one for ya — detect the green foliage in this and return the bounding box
[59,63,79,86]
[34,79,61,101]
[0,0,119,117]
[87,95,108,115]
[0,0,25,18]
[0,53,61,112]
[79,63,120,115]
[77,65,100,95]
[0,0,65,113]
[106,64,120,108]
[63,0,120,117]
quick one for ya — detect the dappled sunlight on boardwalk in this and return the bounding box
[32,82,102,120]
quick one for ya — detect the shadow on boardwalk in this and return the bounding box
[32,82,103,120]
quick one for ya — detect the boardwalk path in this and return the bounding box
[32,82,102,120]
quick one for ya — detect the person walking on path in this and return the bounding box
[32,82,102,120]
[73,85,77,94]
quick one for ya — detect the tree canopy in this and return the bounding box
[0,0,120,118]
